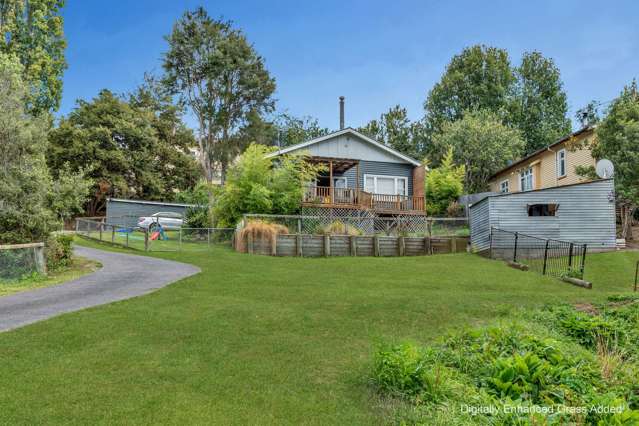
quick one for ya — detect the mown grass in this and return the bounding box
[0,238,637,425]
[0,256,101,297]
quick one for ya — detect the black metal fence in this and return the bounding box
[489,227,587,279]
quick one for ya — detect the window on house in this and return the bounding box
[363,175,408,195]
[500,180,509,193]
[557,149,566,178]
[519,168,534,191]
[527,203,558,216]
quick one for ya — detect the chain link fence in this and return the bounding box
[242,214,468,237]
[490,227,587,279]
[75,217,234,252]
[0,243,46,281]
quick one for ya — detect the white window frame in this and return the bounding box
[333,177,347,188]
[556,149,567,178]
[499,179,509,194]
[363,174,409,196]
[519,167,534,192]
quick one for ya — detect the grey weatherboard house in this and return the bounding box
[469,179,617,253]
[267,126,426,216]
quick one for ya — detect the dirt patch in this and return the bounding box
[574,303,599,315]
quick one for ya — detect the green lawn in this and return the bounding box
[0,239,637,425]
[0,256,101,297]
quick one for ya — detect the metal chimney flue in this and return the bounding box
[339,96,345,130]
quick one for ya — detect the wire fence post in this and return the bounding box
[542,239,549,275]
[207,228,210,247]
[568,243,574,269]
[513,232,519,263]
[179,228,183,251]
[635,260,638,292]
[581,244,587,278]
[489,227,493,259]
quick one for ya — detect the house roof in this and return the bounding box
[266,127,422,167]
[489,126,595,180]
[468,178,613,210]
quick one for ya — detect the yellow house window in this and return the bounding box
[557,149,567,178]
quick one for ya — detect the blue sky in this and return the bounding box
[61,0,639,130]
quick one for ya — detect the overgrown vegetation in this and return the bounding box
[425,148,465,215]
[372,299,639,424]
[213,144,324,227]
[236,219,288,253]
[317,220,363,236]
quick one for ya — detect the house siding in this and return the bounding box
[469,179,616,252]
[339,161,414,196]
[489,130,597,193]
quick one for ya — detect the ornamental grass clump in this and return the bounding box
[237,220,288,253]
[319,220,362,236]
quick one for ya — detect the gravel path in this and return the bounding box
[0,246,200,332]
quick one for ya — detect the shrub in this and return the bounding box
[318,220,362,236]
[425,148,465,216]
[237,220,288,253]
[213,144,324,227]
[184,206,211,229]
[46,234,74,270]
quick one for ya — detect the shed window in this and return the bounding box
[527,203,558,217]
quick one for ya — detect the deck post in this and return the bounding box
[373,235,380,257]
[324,234,330,257]
[350,236,357,256]
[329,160,334,203]
[398,236,405,256]
[296,234,303,257]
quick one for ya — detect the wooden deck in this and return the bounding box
[302,186,426,214]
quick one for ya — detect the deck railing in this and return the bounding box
[303,186,425,213]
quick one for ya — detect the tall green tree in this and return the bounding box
[512,51,571,154]
[273,113,329,148]
[359,105,426,159]
[431,109,524,193]
[0,0,66,114]
[162,7,276,184]
[424,45,515,145]
[0,53,55,242]
[48,89,200,215]
[591,80,639,240]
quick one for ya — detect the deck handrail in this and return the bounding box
[303,186,425,212]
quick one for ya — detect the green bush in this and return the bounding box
[46,234,74,271]
[372,301,639,424]
[425,148,465,216]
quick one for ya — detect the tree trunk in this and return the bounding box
[621,205,636,241]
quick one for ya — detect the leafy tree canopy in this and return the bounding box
[431,109,524,193]
[0,0,67,114]
[359,105,426,159]
[0,53,88,243]
[162,7,276,184]
[213,144,324,227]
[512,51,572,154]
[591,80,639,239]
[273,113,329,148]
[48,89,200,216]
[424,46,571,161]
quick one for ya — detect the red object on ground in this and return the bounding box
[150,231,160,241]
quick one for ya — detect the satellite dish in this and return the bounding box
[596,159,614,179]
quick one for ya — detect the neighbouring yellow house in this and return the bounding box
[488,126,597,194]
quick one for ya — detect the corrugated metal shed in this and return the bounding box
[469,179,616,252]
[106,198,196,228]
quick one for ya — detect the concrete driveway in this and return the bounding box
[0,245,200,332]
